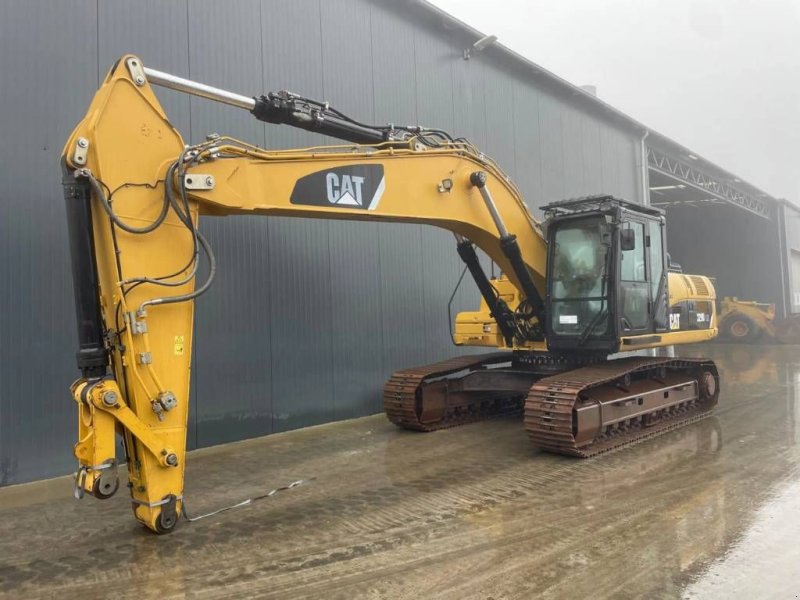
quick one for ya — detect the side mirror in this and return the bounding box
[620,229,636,251]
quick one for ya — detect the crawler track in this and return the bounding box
[524,356,719,457]
[383,353,524,431]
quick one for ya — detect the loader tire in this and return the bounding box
[722,313,761,343]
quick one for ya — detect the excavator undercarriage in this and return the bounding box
[524,357,718,457]
[384,353,719,458]
[384,353,526,431]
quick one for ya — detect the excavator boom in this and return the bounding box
[61,56,719,533]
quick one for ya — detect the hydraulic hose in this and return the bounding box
[82,170,170,235]
[137,229,216,315]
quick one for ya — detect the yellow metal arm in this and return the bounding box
[61,55,550,532]
[64,59,547,296]
[183,142,547,285]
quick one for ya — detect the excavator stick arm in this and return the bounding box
[61,56,548,532]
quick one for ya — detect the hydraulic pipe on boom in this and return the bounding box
[61,56,719,533]
[144,63,400,145]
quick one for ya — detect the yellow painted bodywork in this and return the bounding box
[656,271,719,347]
[62,56,717,531]
[457,271,718,349]
[454,276,522,347]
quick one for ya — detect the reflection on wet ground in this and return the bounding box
[1,343,799,599]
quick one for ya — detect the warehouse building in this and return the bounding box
[0,0,796,486]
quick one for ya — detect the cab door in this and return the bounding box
[648,218,669,332]
[618,219,652,334]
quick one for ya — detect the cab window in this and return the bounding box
[648,220,664,298]
[620,222,645,282]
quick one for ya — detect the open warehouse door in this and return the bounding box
[646,141,800,342]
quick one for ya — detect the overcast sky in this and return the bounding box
[429,0,800,203]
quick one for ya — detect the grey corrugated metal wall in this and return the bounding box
[0,0,644,485]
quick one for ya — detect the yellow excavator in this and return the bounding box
[62,56,719,533]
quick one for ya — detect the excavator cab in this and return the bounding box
[543,196,669,354]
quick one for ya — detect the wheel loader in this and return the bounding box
[718,297,800,343]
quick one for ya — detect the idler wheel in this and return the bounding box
[699,371,716,399]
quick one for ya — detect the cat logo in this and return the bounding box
[326,173,365,206]
[290,165,385,211]
[669,312,681,331]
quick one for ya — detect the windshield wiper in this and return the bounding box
[578,307,607,345]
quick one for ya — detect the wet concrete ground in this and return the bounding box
[1,343,799,599]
